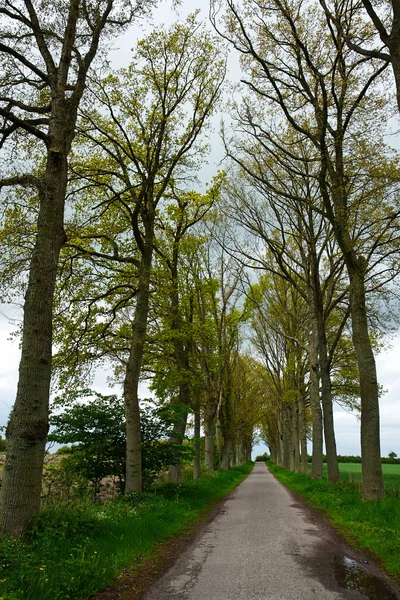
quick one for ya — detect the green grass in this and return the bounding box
[0,463,253,600]
[268,461,400,579]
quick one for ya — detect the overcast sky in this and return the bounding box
[0,1,399,460]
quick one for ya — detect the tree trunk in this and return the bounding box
[319,139,384,499]
[318,334,339,483]
[314,276,339,483]
[193,407,201,479]
[309,310,323,479]
[292,401,300,473]
[0,147,67,537]
[168,411,188,483]
[204,410,215,472]
[282,407,291,470]
[278,411,284,466]
[298,392,308,473]
[349,260,385,500]
[124,247,153,493]
[221,439,231,470]
[215,391,223,462]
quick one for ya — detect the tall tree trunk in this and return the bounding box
[309,309,323,479]
[349,259,385,500]
[124,247,153,493]
[215,391,223,462]
[278,410,284,466]
[282,406,291,470]
[168,237,191,482]
[0,148,67,536]
[168,411,188,483]
[292,401,300,473]
[221,439,231,470]
[320,147,384,500]
[298,392,308,474]
[193,406,201,479]
[314,275,339,483]
[204,408,215,472]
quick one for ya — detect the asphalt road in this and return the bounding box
[142,462,400,600]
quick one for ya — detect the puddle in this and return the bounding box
[334,555,399,599]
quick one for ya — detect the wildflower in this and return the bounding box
[45,579,48,582]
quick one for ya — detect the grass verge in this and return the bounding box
[267,461,400,579]
[0,462,253,600]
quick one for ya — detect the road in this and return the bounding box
[142,462,400,600]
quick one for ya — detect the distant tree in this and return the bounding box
[388,451,398,459]
[49,390,180,494]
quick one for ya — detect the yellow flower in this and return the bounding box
[45,579,48,582]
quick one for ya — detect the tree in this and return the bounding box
[0,0,159,537]
[49,391,126,497]
[246,270,310,473]
[49,390,179,493]
[54,14,226,492]
[150,180,222,481]
[332,0,400,112]
[211,0,400,500]
[388,451,398,459]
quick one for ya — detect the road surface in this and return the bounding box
[142,462,400,600]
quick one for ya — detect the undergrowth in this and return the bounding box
[0,462,253,600]
[267,460,400,579]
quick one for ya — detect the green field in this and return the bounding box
[322,463,400,496]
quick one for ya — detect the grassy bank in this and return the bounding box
[0,463,253,600]
[267,461,400,579]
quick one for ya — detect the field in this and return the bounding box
[323,463,400,496]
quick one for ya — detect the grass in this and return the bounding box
[0,462,253,600]
[267,461,400,579]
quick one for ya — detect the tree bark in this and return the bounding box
[292,401,300,473]
[309,309,323,479]
[193,406,201,479]
[221,439,231,470]
[215,391,223,462]
[313,274,339,483]
[298,392,308,473]
[0,146,67,536]
[204,408,215,472]
[168,411,188,483]
[349,259,385,500]
[124,246,153,493]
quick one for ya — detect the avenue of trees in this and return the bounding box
[0,0,399,536]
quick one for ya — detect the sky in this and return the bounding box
[0,1,400,461]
